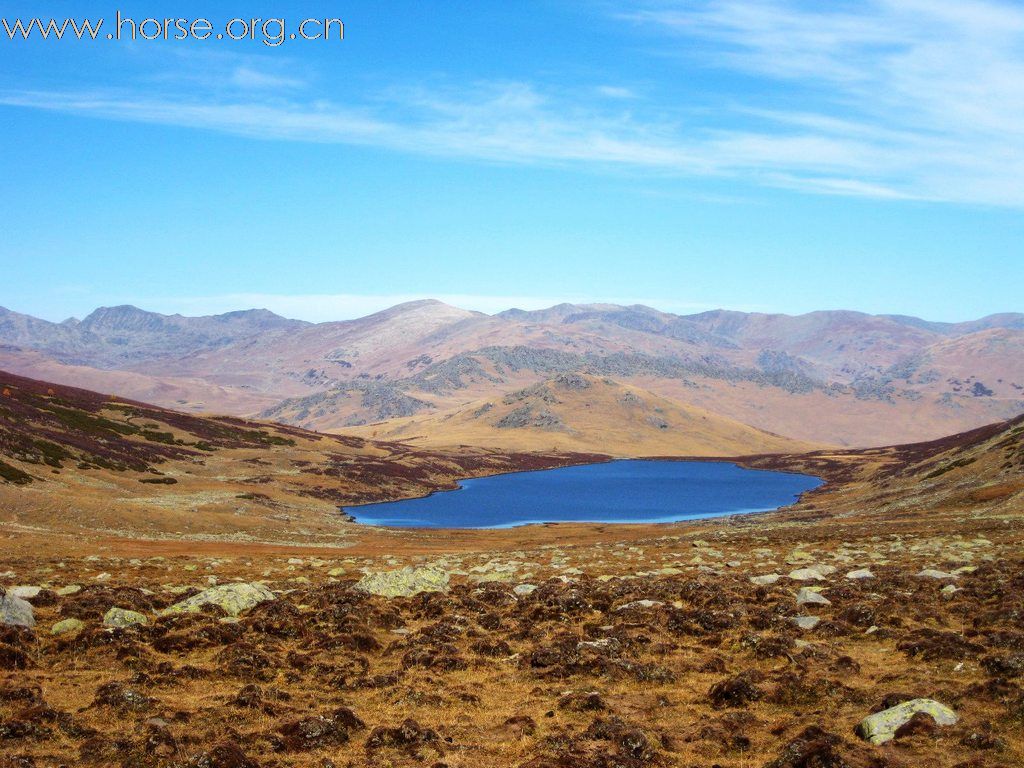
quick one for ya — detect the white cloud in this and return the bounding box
[596,85,638,99]
[626,0,1024,204]
[229,65,304,91]
[3,1,1023,206]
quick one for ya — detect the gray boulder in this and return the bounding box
[788,568,826,581]
[845,569,874,580]
[792,615,820,630]
[796,587,832,606]
[0,592,35,628]
[8,586,41,600]
[917,569,957,580]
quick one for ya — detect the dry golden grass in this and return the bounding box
[346,375,820,457]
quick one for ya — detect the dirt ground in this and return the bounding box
[1,380,1022,767]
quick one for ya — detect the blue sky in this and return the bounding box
[1,0,1021,322]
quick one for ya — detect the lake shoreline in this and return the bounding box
[342,458,824,530]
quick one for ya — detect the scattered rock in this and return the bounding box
[845,569,874,580]
[917,568,957,580]
[792,616,821,630]
[513,583,538,596]
[355,566,450,597]
[796,588,831,607]
[615,599,664,611]
[7,586,41,600]
[0,593,35,628]
[856,698,957,745]
[750,574,781,586]
[788,568,825,581]
[51,618,84,636]
[102,607,148,628]
[162,582,275,618]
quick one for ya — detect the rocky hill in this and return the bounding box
[2,300,1022,446]
[340,373,818,456]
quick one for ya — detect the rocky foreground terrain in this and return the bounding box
[1,500,1023,768]
[0,375,1022,767]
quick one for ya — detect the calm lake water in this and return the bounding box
[346,460,822,529]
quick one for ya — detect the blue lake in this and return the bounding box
[346,460,822,529]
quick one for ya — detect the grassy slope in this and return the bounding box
[0,370,604,544]
[346,374,820,456]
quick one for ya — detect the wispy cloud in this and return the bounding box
[625,0,1024,205]
[2,2,1023,206]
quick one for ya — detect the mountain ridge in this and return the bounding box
[1,301,1021,447]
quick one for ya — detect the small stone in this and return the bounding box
[788,568,825,581]
[51,618,85,635]
[513,583,538,597]
[792,616,820,630]
[796,588,832,606]
[856,698,957,745]
[327,567,346,577]
[615,600,664,611]
[941,584,960,598]
[103,607,148,628]
[750,574,781,586]
[56,584,82,596]
[917,569,957,580]
[846,569,874,580]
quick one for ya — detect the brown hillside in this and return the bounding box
[346,373,819,456]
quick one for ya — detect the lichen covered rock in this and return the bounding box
[103,606,149,628]
[856,698,957,745]
[51,617,85,635]
[161,582,275,618]
[355,565,450,598]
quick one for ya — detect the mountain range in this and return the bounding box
[1,300,1022,449]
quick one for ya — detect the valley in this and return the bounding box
[0,370,1022,767]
